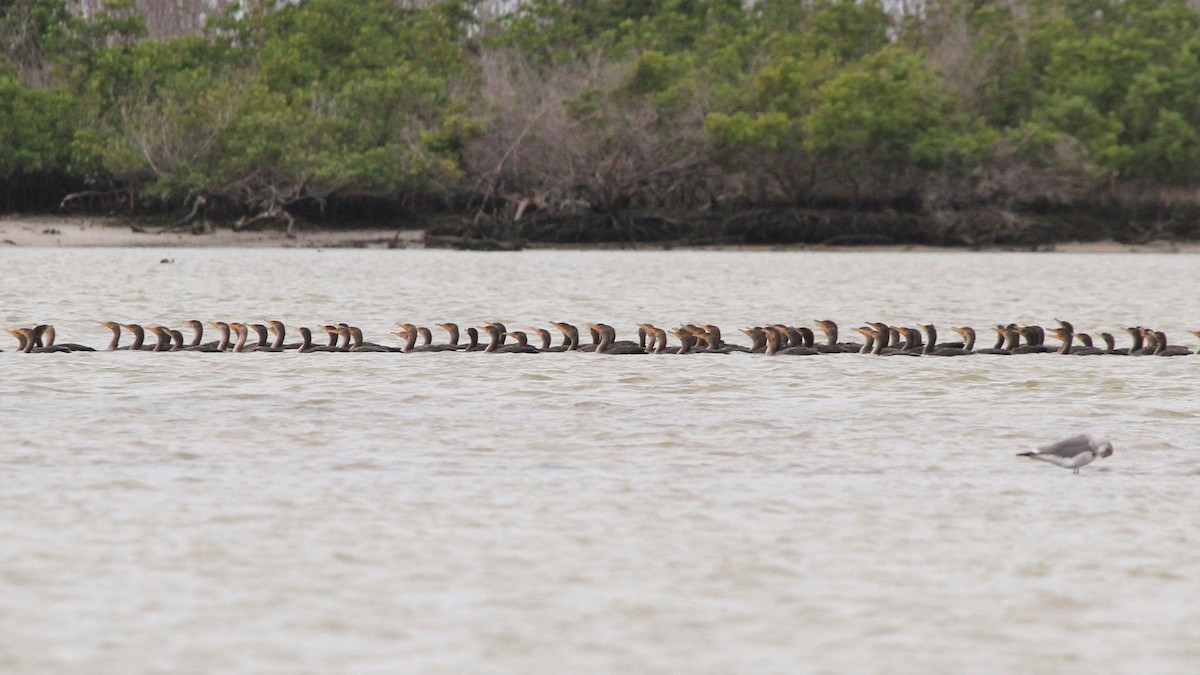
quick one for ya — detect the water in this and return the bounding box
[2,248,1199,674]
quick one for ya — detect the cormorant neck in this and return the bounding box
[1142,331,1161,353]
[596,328,613,353]
[764,331,779,355]
[873,329,887,355]
[921,327,935,355]
[1003,328,1019,351]
[677,333,693,354]
[824,323,838,345]
[859,333,874,354]
[644,330,657,352]
[1057,332,1073,355]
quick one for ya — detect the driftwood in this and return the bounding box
[127,193,213,235]
[233,205,296,238]
[151,193,213,233]
[170,193,210,230]
[59,189,131,211]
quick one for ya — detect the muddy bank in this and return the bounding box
[433,205,1200,249]
[3,205,1199,251]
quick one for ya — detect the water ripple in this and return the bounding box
[2,249,1199,673]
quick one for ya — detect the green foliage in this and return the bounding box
[68,34,239,187]
[805,48,958,170]
[51,0,148,90]
[10,0,1200,216]
[750,0,890,65]
[703,52,829,157]
[47,0,475,207]
[705,44,961,201]
[489,0,749,65]
[0,0,76,78]
[0,73,78,176]
[1004,0,1200,181]
[236,0,473,201]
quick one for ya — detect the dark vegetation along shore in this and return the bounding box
[4,0,1200,248]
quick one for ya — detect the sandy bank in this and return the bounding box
[2,214,1197,252]
[0,215,425,249]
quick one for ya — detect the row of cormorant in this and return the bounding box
[5,319,1196,356]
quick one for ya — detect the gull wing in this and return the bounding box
[1036,434,1094,458]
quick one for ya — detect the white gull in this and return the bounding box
[1017,433,1114,474]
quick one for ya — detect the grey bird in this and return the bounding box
[1017,433,1114,474]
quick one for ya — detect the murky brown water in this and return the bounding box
[2,249,1198,673]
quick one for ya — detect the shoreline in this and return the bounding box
[0,215,426,249]
[1,214,1196,253]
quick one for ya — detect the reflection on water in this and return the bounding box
[1,249,1199,673]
